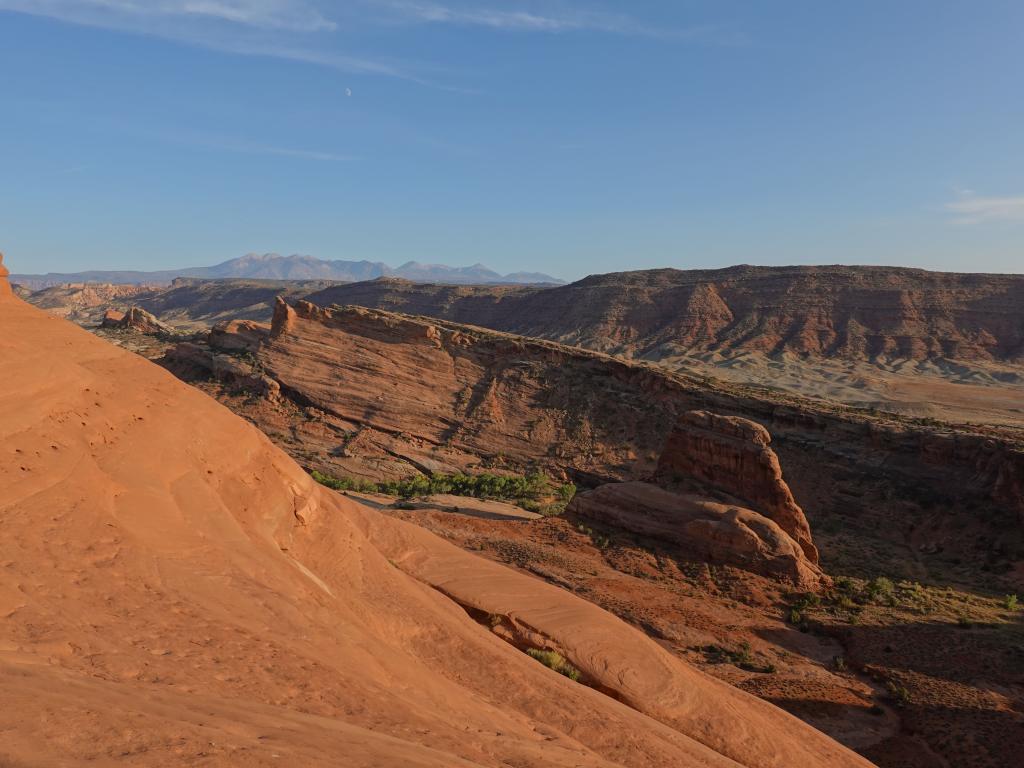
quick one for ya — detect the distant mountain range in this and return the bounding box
[10,253,563,288]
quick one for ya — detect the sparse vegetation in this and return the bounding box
[1005,594,1019,611]
[702,642,776,673]
[310,469,576,515]
[526,648,581,682]
[865,576,896,605]
[886,679,911,707]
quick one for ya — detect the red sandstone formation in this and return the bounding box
[656,410,817,561]
[0,251,875,766]
[568,481,824,588]
[118,306,174,334]
[567,410,821,586]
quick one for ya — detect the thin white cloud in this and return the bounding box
[946,192,1024,224]
[224,141,350,161]
[0,0,336,31]
[0,0,453,84]
[375,1,734,41]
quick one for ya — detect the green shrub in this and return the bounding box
[886,680,911,707]
[310,469,570,511]
[865,577,895,604]
[526,649,581,682]
[1004,594,1019,611]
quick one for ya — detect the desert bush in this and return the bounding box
[1004,594,1019,611]
[311,469,572,512]
[526,649,581,682]
[865,576,895,604]
[886,680,911,707]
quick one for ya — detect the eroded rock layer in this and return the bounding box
[306,265,1024,363]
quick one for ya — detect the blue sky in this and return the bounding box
[1,1,1022,280]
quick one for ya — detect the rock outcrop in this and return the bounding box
[567,411,822,587]
[117,306,174,334]
[100,307,126,327]
[568,481,825,588]
[0,256,873,767]
[656,411,817,562]
[209,318,270,353]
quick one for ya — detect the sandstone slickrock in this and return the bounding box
[656,410,818,562]
[0,252,875,766]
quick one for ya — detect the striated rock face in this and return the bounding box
[306,265,1024,364]
[568,481,824,588]
[0,259,873,767]
[656,411,817,562]
[255,299,682,482]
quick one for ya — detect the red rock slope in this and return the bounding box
[0,251,872,766]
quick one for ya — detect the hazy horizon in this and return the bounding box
[2,1,1022,280]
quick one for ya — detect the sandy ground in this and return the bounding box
[660,351,1024,426]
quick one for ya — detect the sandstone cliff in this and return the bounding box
[306,265,1024,364]
[174,297,1024,583]
[0,251,875,767]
